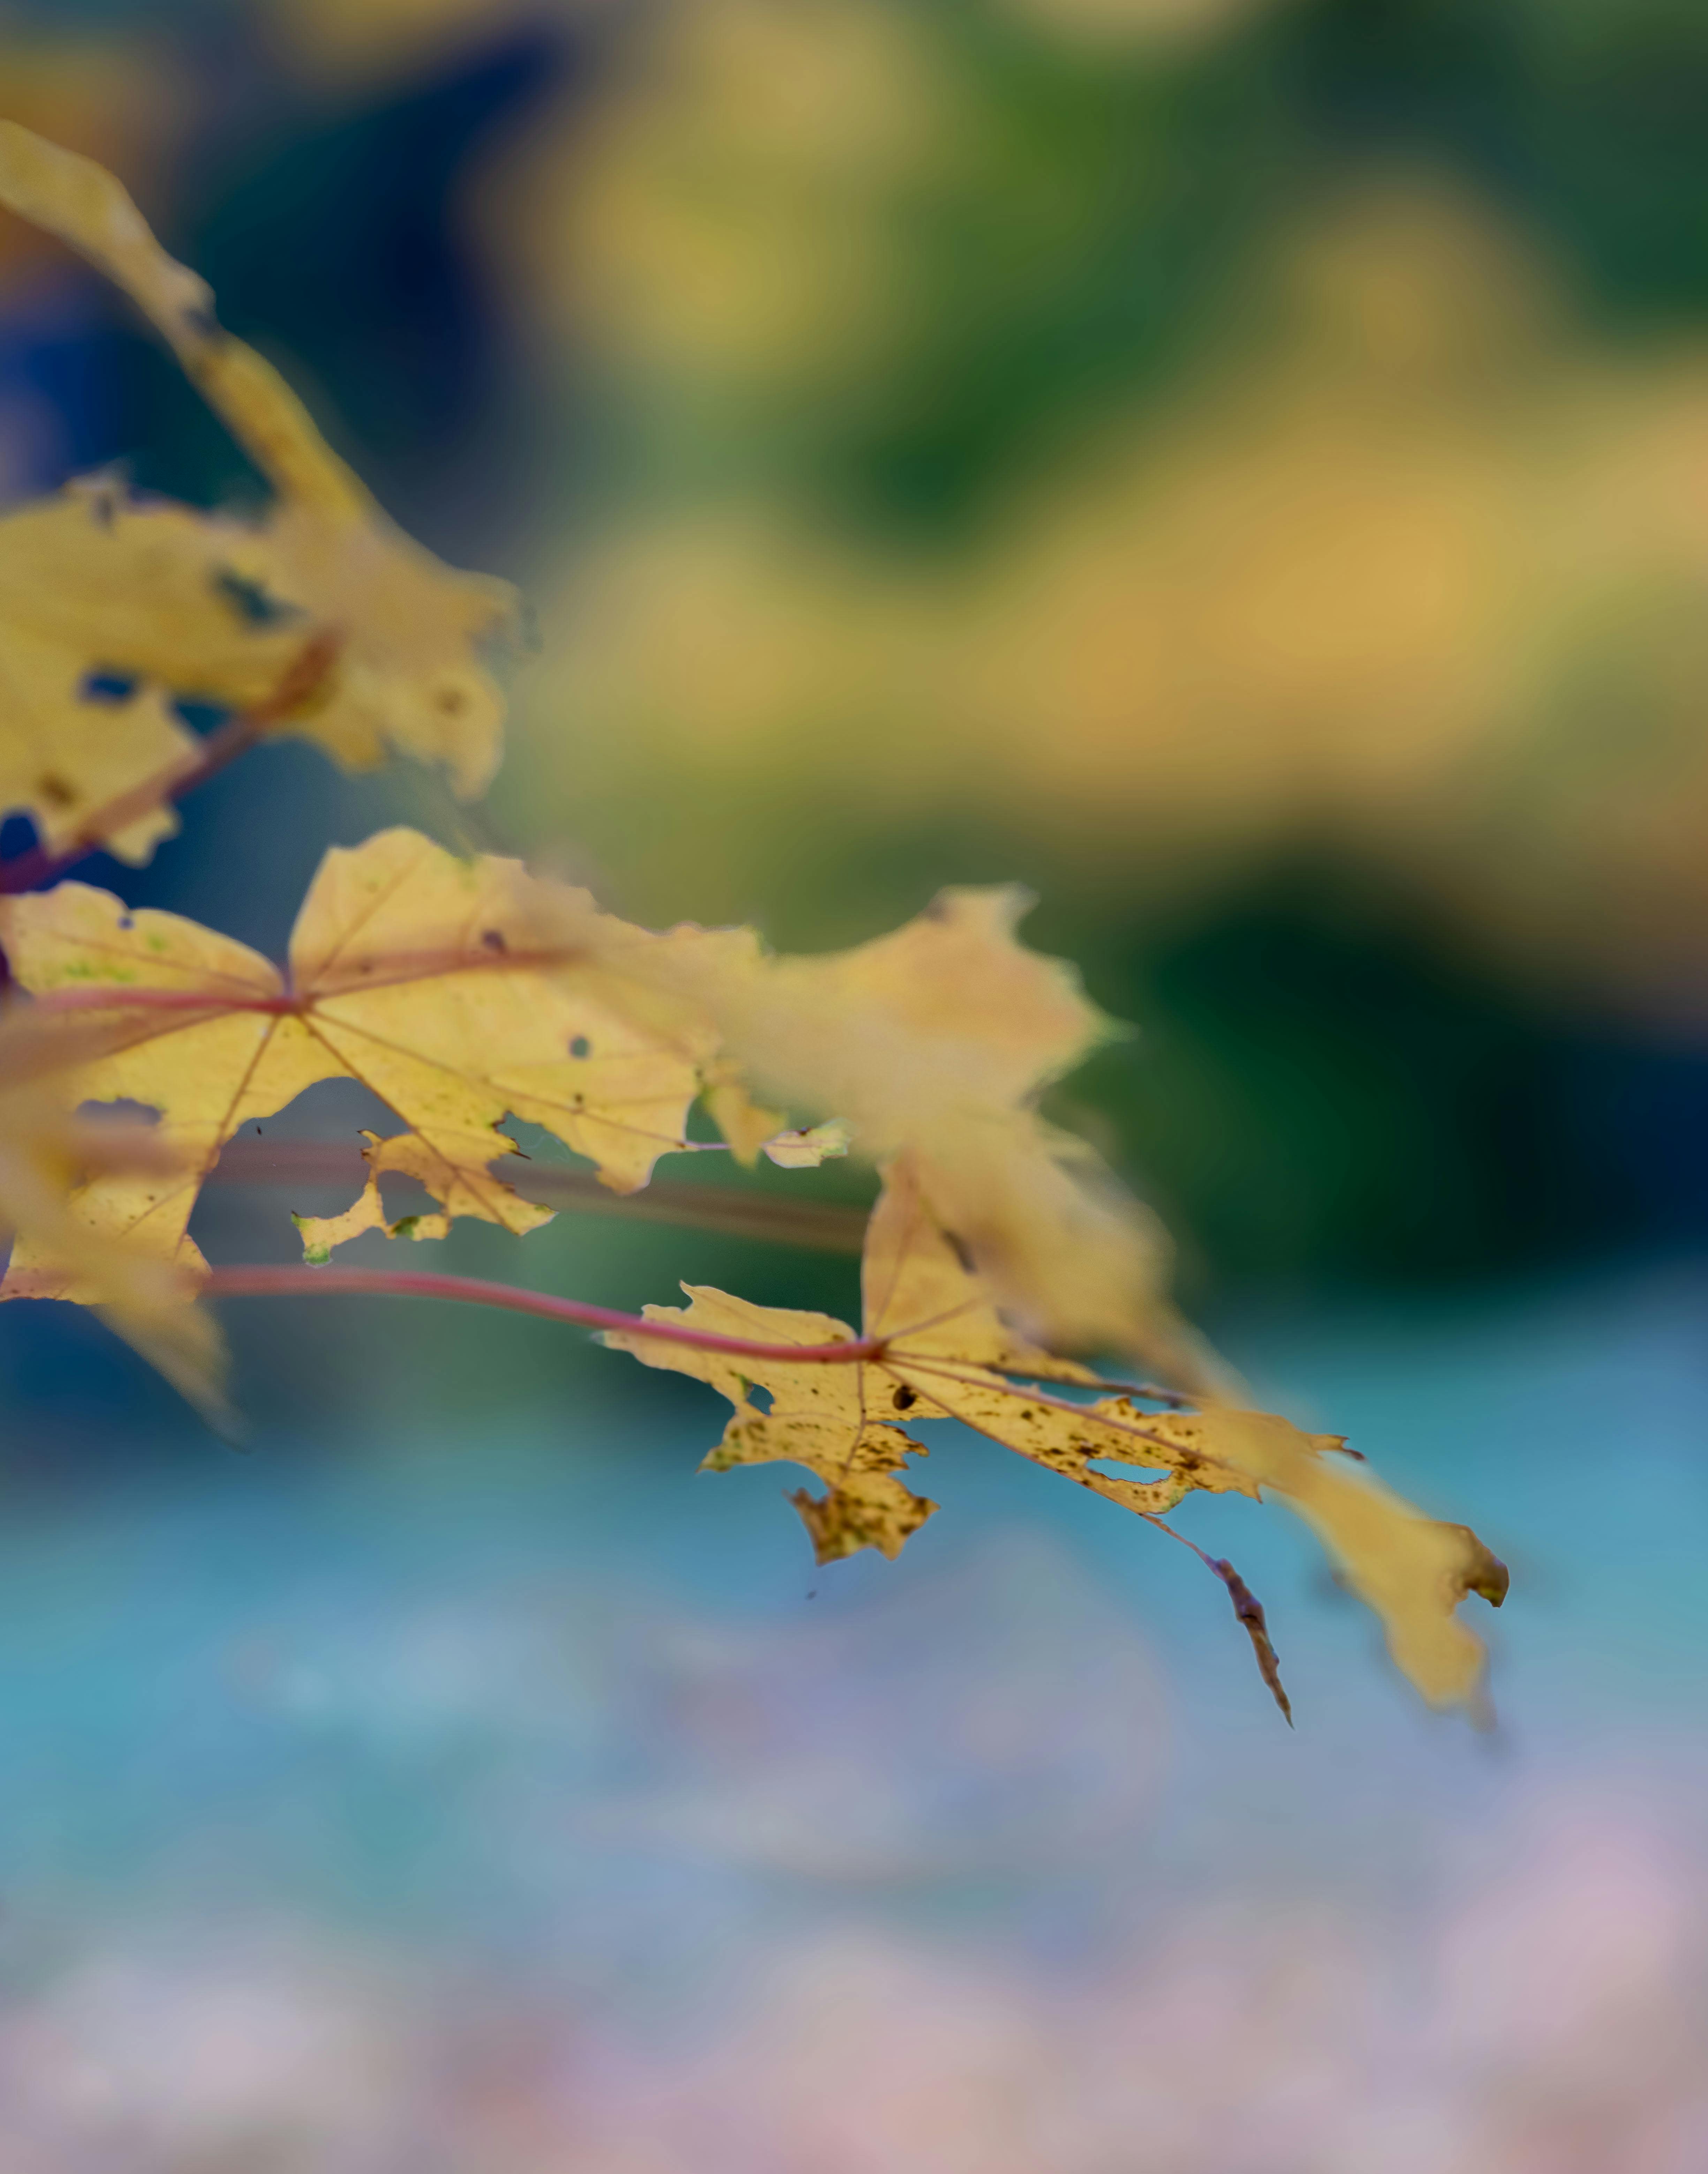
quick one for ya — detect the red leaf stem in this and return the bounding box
[204,1263,882,1365]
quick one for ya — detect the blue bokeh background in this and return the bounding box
[2,5,1707,2164]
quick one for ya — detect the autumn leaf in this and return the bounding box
[0,121,517,837]
[569,883,1229,1393]
[1,824,1228,1401]
[0,478,307,862]
[610,1156,1506,1710]
[289,1111,850,1263]
[0,809,1504,1704]
[612,1275,942,1566]
[0,828,735,1295]
[607,1165,1178,1568]
[1193,1409,1512,1711]
[290,1131,460,1259]
[0,1012,226,1419]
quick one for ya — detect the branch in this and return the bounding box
[202,1260,1296,1722]
[205,1136,867,1253]
[204,1263,882,1365]
[0,630,342,898]
[206,1262,1212,1468]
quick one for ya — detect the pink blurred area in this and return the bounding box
[0,1772,1700,2172]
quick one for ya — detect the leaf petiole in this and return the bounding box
[203,1263,884,1366]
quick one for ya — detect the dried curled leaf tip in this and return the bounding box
[1210,1558,1292,1726]
[1445,1523,1511,1609]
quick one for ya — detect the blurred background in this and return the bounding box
[2,0,1708,2164]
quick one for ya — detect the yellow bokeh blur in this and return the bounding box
[475,6,1708,1015]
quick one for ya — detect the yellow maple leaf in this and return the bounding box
[0,1014,226,1418]
[0,121,517,833]
[182,844,1213,1383]
[289,1130,459,1260]
[618,883,1228,1392]
[614,1275,942,1566]
[290,1114,851,1262]
[0,828,729,1295]
[0,479,306,862]
[610,1157,1506,1710]
[1188,1409,1511,1709]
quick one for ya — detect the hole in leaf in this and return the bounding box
[173,699,228,736]
[748,1384,775,1414]
[569,1035,591,1059]
[76,1097,161,1128]
[213,568,299,628]
[80,670,137,705]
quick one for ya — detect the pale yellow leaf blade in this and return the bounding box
[761,1117,852,1168]
[292,830,715,1200]
[701,1075,787,1165]
[0,119,210,355]
[292,1128,539,1260]
[293,1176,392,1265]
[694,884,1110,1141]
[605,1284,863,1416]
[787,1470,937,1563]
[0,830,727,1290]
[0,121,518,802]
[0,1046,228,1423]
[603,1284,936,1565]
[862,1150,1103,1383]
[868,1162,1503,1708]
[607,884,1227,1388]
[0,883,332,1288]
[1181,1408,1509,1709]
[0,483,302,858]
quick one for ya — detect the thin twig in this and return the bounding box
[207,1136,869,1253]
[209,1251,1238,1488]
[202,1255,1292,1719]
[204,1263,882,1364]
[0,631,342,898]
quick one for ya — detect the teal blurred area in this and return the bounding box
[0,1260,1702,2165]
[2,0,1708,2162]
